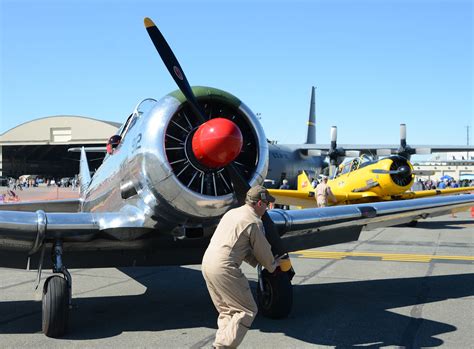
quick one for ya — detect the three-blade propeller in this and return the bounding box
[143,17,286,256]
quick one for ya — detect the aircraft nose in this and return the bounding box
[192,118,243,168]
[399,165,410,175]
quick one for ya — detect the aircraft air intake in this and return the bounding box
[162,87,267,198]
[389,156,413,187]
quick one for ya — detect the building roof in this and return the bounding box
[0,115,122,145]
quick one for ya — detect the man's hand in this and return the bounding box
[275,254,292,272]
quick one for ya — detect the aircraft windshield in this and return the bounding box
[118,98,158,140]
[133,98,157,118]
[335,154,374,177]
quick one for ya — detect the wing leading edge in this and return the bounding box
[0,194,472,260]
[270,194,474,251]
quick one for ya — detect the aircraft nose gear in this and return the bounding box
[256,265,293,319]
[42,240,72,338]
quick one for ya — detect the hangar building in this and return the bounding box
[0,116,121,178]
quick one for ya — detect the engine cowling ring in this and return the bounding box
[141,86,269,221]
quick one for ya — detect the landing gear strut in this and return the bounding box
[256,266,293,319]
[42,241,71,338]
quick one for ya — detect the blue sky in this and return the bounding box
[1,0,472,147]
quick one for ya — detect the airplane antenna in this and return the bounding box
[305,86,316,144]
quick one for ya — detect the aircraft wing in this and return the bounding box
[0,199,81,213]
[395,186,474,200]
[1,194,473,262]
[268,188,379,208]
[287,144,474,154]
[0,207,146,255]
[271,194,474,252]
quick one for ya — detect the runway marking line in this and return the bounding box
[291,250,474,263]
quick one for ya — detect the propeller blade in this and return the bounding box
[414,148,431,155]
[345,150,361,157]
[330,126,337,143]
[144,17,206,124]
[412,170,435,176]
[329,164,337,178]
[400,123,407,148]
[376,149,392,156]
[329,126,338,164]
[307,150,325,156]
[261,213,286,257]
[372,169,402,175]
[372,166,411,175]
[225,163,250,205]
[144,18,287,257]
[226,163,287,256]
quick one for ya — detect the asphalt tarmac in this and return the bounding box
[0,188,473,348]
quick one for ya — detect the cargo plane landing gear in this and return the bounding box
[256,266,293,318]
[42,241,72,337]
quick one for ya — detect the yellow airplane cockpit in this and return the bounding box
[334,154,375,178]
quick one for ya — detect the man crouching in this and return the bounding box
[202,185,279,348]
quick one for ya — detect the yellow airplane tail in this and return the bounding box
[297,171,313,193]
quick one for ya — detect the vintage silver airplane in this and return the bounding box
[1,17,473,338]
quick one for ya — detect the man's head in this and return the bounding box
[246,185,275,216]
[320,175,328,182]
[282,179,288,185]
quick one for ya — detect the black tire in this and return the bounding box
[406,220,418,227]
[256,268,293,319]
[42,275,69,338]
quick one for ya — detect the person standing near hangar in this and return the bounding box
[202,185,287,348]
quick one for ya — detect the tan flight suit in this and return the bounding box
[202,204,277,348]
[315,181,335,207]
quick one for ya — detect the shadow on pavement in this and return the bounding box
[0,267,472,347]
[411,220,473,230]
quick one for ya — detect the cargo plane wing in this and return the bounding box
[1,17,473,338]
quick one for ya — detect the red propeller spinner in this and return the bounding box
[192,118,243,168]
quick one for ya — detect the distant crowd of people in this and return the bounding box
[4,176,79,190]
[411,178,473,191]
[0,176,79,203]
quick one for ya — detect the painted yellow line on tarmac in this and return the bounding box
[292,250,474,263]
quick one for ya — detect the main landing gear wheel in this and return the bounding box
[257,268,293,319]
[42,275,69,338]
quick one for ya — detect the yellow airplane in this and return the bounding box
[269,154,474,208]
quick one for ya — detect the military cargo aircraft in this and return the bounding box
[1,17,474,338]
[269,123,474,207]
[266,110,474,189]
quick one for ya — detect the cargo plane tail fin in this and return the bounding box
[305,86,316,144]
